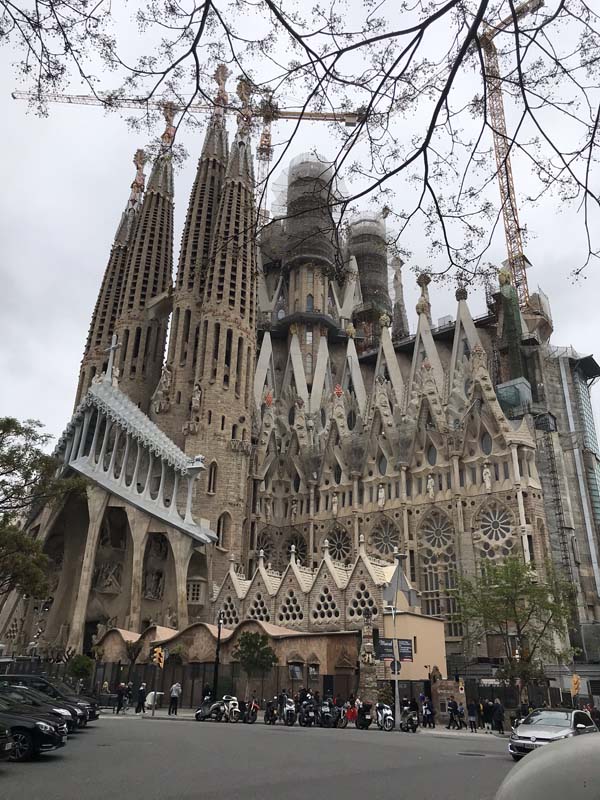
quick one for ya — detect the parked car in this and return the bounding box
[0,696,68,761]
[0,724,14,762]
[0,685,79,733]
[3,684,88,728]
[1,674,99,720]
[509,707,598,761]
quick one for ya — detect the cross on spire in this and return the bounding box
[104,334,121,384]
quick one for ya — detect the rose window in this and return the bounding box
[256,531,274,560]
[480,505,511,542]
[286,533,308,565]
[371,519,400,556]
[421,511,453,550]
[328,528,352,562]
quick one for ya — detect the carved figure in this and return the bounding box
[143,569,165,601]
[191,382,201,412]
[152,365,172,414]
[165,605,178,629]
[483,463,492,493]
[377,483,386,509]
[427,474,435,500]
[332,491,339,517]
[264,496,272,523]
[93,560,123,593]
[290,498,298,522]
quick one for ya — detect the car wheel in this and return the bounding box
[11,729,34,762]
[511,754,522,761]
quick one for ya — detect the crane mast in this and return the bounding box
[479,0,543,309]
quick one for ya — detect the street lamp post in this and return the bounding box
[390,550,408,731]
[212,610,224,701]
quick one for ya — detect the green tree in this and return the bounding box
[454,557,575,688]
[232,631,278,698]
[0,417,82,597]
[67,654,95,686]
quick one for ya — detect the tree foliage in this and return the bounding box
[67,653,95,683]
[4,1,600,279]
[454,556,575,684]
[232,631,278,676]
[0,416,82,597]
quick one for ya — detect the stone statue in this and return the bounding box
[93,560,123,594]
[143,569,165,601]
[427,474,435,500]
[191,382,201,412]
[152,364,172,414]
[165,605,178,629]
[483,463,492,493]
[377,483,386,509]
[332,491,339,517]
[290,497,298,522]
[264,496,272,523]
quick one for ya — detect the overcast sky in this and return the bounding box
[0,8,599,445]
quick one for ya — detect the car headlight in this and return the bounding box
[53,708,70,717]
[556,731,575,739]
[36,722,53,733]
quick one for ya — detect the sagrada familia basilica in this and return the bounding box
[2,68,600,684]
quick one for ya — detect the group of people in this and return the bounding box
[445,696,506,733]
[106,680,182,715]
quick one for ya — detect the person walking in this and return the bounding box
[446,696,459,729]
[493,698,505,734]
[136,682,147,714]
[168,681,182,716]
[116,683,126,715]
[482,699,494,732]
[423,698,435,728]
[467,700,478,732]
[477,699,485,729]
[457,701,467,729]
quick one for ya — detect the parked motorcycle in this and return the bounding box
[264,698,278,725]
[356,702,373,730]
[375,702,394,732]
[222,695,240,723]
[298,697,316,727]
[283,697,297,727]
[319,698,335,728]
[195,695,225,722]
[337,702,351,729]
[399,705,419,733]
[240,698,260,724]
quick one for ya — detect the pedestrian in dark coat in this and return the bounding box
[493,698,505,734]
[116,683,126,715]
[467,700,478,732]
[135,682,147,714]
[446,696,459,729]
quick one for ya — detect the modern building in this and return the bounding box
[2,71,600,696]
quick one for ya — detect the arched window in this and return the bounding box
[418,510,461,637]
[207,462,218,494]
[306,294,314,312]
[232,424,238,440]
[216,513,231,549]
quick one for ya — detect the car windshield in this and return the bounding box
[48,680,77,695]
[0,688,30,704]
[523,710,571,726]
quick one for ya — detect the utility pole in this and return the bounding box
[212,610,224,701]
[391,550,408,731]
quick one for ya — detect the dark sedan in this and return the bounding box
[509,707,598,760]
[0,685,78,733]
[0,724,14,762]
[2,674,100,720]
[0,696,67,761]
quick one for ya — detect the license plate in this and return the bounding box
[309,712,314,717]
[4,742,13,751]
[365,714,371,720]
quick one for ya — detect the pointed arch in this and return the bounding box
[207,461,218,494]
[216,512,232,549]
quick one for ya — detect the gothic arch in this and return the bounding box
[216,512,232,549]
[207,460,218,494]
[140,532,177,629]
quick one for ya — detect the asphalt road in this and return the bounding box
[0,716,513,800]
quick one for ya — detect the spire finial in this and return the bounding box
[128,149,147,209]
[104,334,121,384]
[415,271,432,322]
[214,64,230,115]
[236,77,253,133]
[160,102,177,150]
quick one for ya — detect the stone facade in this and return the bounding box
[2,69,600,687]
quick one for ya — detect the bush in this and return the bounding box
[67,654,95,685]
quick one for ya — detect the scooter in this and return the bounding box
[376,702,395,732]
[222,695,240,723]
[264,697,278,725]
[195,695,225,722]
[283,697,297,726]
[356,702,373,730]
[400,705,419,733]
[319,698,335,728]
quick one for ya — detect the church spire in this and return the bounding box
[391,256,410,340]
[153,66,231,444]
[113,107,175,412]
[74,149,147,407]
[185,78,258,584]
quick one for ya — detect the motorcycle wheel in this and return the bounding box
[194,711,204,721]
[338,717,348,729]
[410,723,418,733]
[248,711,257,724]
[230,710,240,723]
[384,717,394,732]
[285,714,296,727]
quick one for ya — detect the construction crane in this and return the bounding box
[11,86,361,217]
[479,0,544,309]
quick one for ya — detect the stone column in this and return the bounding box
[66,486,109,652]
[125,507,151,632]
[167,530,192,631]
